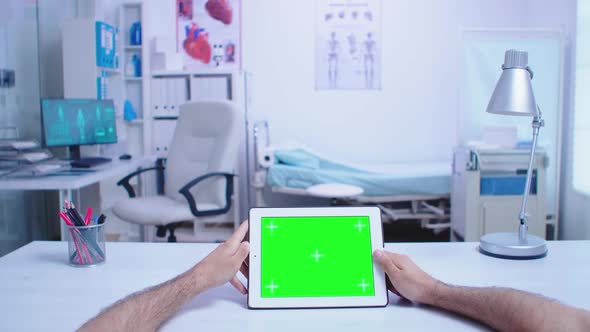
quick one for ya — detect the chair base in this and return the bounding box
[155,222,185,242]
[151,221,234,243]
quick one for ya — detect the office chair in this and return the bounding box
[112,100,241,242]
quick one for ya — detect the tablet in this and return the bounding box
[248,207,387,309]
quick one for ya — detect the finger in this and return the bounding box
[374,250,400,273]
[387,252,409,270]
[230,275,247,294]
[239,258,249,280]
[386,277,402,297]
[232,241,250,265]
[225,220,249,250]
[386,276,394,291]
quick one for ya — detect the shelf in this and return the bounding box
[123,2,142,8]
[125,119,144,125]
[152,69,240,77]
[98,66,121,74]
[125,45,142,50]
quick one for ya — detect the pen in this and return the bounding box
[60,212,88,264]
[71,203,84,223]
[67,205,85,226]
[97,214,106,225]
[84,207,92,226]
[59,212,74,226]
[66,208,83,226]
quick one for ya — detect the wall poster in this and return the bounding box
[315,0,381,90]
[176,0,241,70]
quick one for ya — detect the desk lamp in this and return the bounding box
[478,49,548,259]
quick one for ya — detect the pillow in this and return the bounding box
[274,149,320,169]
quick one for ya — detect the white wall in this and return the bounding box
[38,0,78,99]
[243,0,531,163]
[144,0,532,164]
[527,0,587,239]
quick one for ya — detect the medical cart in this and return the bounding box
[451,147,548,241]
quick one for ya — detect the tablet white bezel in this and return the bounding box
[248,207,387,309]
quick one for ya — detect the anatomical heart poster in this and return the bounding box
[316,0,381,90]
[176,0,240,70]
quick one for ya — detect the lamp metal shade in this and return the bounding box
[486,50,538,117]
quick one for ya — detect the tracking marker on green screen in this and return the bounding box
[261,216,375,298]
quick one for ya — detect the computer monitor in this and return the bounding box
[41,98,117,160]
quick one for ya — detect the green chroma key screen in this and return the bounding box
[261,216,375,298]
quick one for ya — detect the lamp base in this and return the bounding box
[479,232,547,260]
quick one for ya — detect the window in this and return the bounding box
[573,1,590,195]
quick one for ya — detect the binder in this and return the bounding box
[209,76,230,100]
[151,79,161,117]
[175,78,187,113]
[190,76,230,101]
[152,119,178,158]
[161,79,169,114]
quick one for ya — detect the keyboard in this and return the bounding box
[70,157,112,168]
[33,163,64,174]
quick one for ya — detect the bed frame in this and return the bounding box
[251,121,450,232]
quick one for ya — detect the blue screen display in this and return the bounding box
[42,99,117,147]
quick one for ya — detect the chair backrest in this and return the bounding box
[164,100,241,208]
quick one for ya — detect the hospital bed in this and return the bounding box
[252,121,452,231]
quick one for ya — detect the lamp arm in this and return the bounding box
[518,107,544,241]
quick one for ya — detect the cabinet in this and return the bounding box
[451,147,548,241]
[62,19,120,100]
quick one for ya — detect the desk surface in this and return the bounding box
[0,156,156,191]
[1,241,589,331]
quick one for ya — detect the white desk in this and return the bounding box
[0,156,156,239]
[0,241,589,331]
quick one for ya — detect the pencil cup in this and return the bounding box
[66,223,106,267]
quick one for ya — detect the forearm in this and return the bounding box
[79,265,209,332]
[425,283,590,332]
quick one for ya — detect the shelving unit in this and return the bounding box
[149,71,242,158]
[62,19,121,101]
[118,2,146,159]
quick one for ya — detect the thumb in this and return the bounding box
[373,250,396,273]
[233,241,250,264]
[373,249,387,265]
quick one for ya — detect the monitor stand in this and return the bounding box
[68,145,81,160]
[68,145,112,168]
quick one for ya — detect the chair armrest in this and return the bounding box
[178,172,236,217]
[117,166,165,198]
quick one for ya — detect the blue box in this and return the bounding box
[95,21,117,69]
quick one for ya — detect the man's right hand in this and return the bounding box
[191,221,250,294]
[373,250,439,304]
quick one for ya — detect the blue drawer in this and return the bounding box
[480,174,537,195]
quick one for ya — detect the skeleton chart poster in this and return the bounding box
[176,0,241,70]
[315,0,381,90]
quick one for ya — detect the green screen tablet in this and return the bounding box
[248,207,387,309]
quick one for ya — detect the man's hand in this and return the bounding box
[373,250,438,304]
[191,220,250,294]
